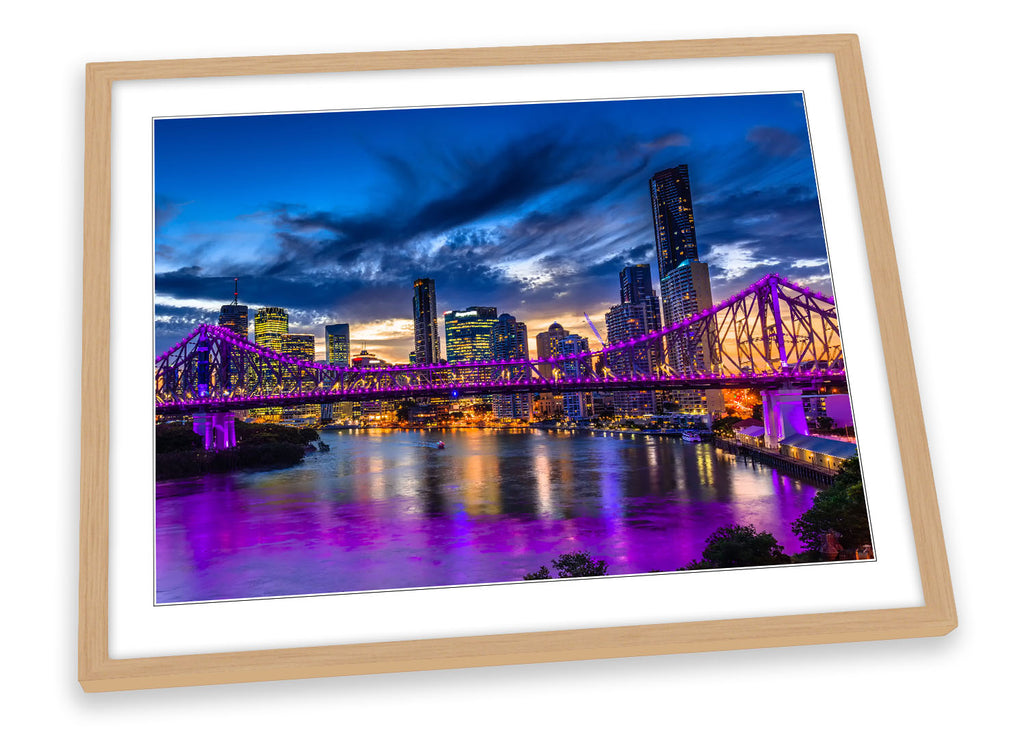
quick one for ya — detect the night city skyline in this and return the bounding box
[155,92,829,363]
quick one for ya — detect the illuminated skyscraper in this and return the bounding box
[491,313,530,419]
[281,333,315,359]
[444,306,498,383]
[325,323,350,366]
[619,264,655,306]
[649,165,722,419]
[251,307,288,421]
[412,278,441,365]
[322,323,350,424]
[650,165,698,276]
[254,307,288,352]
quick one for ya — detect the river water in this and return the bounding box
[155,428,821,604]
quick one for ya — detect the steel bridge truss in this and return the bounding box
[155,274,846,415]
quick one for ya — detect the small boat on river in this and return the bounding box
[437,440,446,450]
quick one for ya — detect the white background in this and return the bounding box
[1,1,1018,734]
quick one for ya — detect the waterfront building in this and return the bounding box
[444,306,498,383]
[554,333,591,420]
[734,418,767,448]
[251,307,288,421]
[530,392,562,419]
[779,433,858,472]
[491,313,531,420]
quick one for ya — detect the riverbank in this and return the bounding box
[155,422,319,481]
[714,437,837,487]
[322,423,709,440]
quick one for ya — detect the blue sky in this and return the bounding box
[154,92,830,361]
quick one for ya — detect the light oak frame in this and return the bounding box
[80,34,956,692]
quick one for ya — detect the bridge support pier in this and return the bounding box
[761,389,808,450]
[192,412,237,451]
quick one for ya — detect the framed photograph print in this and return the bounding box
[79,34,956,692]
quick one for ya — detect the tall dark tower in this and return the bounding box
[217,277,249,339]
[649,165,699,276]
[649,164,723,419]
[619,264,654,305]
[412,278,440,365]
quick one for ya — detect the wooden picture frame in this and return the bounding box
[80,34,955,692]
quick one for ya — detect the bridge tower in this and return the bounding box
[761,388,808,450]
[192,412,237,451]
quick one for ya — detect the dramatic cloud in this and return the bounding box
[746,126,806,157]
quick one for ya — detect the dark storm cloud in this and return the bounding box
[154,304,219,350]
[697,185,830,296]
[264,128,600,275]
[746,126,806,158]
[155,194,189,229]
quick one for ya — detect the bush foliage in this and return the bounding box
[791,457,870,557]
[523,551,610,580]
[683,524,791,570]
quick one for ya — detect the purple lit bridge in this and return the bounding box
[156,274,846,450]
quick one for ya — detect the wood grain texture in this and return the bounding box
[79,34,955,692]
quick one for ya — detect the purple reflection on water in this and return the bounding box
[156,429,820,604]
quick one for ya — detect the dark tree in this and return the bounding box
[155,423,202,453]
[713,416,742,436]
[523,551,609,580]
[683,524,790,570]
[791,457,871,556]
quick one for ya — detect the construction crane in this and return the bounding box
[583,312,606,349]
